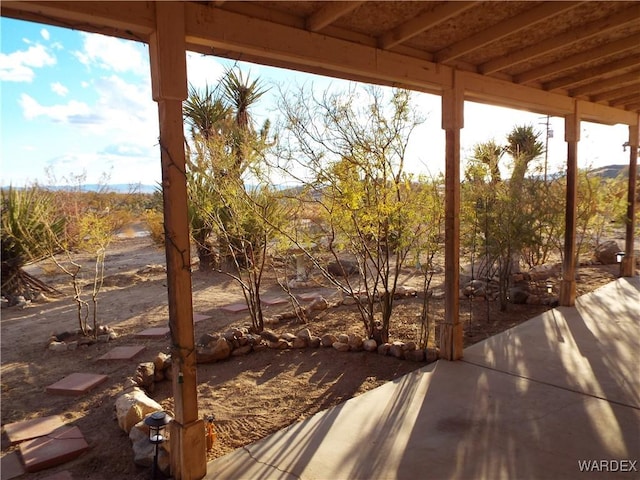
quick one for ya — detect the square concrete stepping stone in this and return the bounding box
[97,345,145,361]
[19,426,88,472]
[3,415,64,445]
[261,296,288,306]
[136,327,170,338]
[221,302,249,313]
[0,452,25,479]
[193,313,210,323]
[46,373,108,396]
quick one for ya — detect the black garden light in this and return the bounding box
[144,411,170,479]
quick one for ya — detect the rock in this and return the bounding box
[308,336,321,348]
[426,347,439,363]
[48,341,67,352]
[231,345,253,356]
[123,377,138,390]
[377,343,391,356]
[296,328,312,340]
[108,330,118,340]
[268,339,289,349]
[307,297,328,311]
[348,334,364,351]
[337,334,349,344]
[327,259,359,277]
[395,285,417,298]
[97,334,110,343]
[405,349,426,362]
[153,369,165,382]
[402,341,417,352]
[321,334,337,347]
[281,332,297,342]
[115,387,163,433]
[260,330,280,343]
[389,342,405,359]
[154,352,171,372]
[130,418,171,473]
[292,337,307,349]
[332,341,350,352]
[508,287,529,304]
[526,294,542,305]
[135,362,155,389]
[363,339,378,352]
[196,338,232,363]
[594,240,622,265]
[222,330,236,341]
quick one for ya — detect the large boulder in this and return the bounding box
[115,387,163,433]
[196,337,232,363]
[594,240,622,265]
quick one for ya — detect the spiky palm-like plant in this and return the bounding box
[1,186,64,299]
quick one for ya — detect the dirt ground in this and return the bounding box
[0,231,625,479]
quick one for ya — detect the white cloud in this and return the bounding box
[186,51,225,89]
[40,29,50,41]
[74,32,148,76]
[51,82,69,97]
[0,44,56,82]
[19,93,95,123]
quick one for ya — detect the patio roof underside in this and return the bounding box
[3,0,640,126]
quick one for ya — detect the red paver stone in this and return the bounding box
[193,313,210,323]
[0,452,25,479]
[97,345,146,361]
[221,303,249,313]
[45,373,108,396]
[3,415,64,445]
[135,327,170,338]
[261,296,289,306]
[19,426,88,473]
[297,291,322,301]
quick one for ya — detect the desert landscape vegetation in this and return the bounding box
[1,72,637,479]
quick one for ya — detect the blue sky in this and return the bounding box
[1,17,632,187]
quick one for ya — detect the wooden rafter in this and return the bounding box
[305,1,363,32]
[480,6,640,75]
[516,35,640,85]
[435,1,581,63]
[377,1,476,50]
[544,56,640,91]
[609,90,640,107]
[590,83,640,103]
[570,71,640,97]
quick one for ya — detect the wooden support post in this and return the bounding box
[440,77,464,361]
[560,109,580,306]
[621,121,638,277]
[149,3,206,479]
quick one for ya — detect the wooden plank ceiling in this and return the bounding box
[2,1,639,125]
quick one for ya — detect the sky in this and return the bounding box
[1,17,633,188]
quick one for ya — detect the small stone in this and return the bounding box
[338,334,349,344]
[108,331,118,340]
[135,362,155,388]
[268,339,289,349]
[308,336,321,348]
[253,343,267,352]
[260,330,280,343]
[222,330,236,341]
[402,341,417,352]
[296,328,312,340]
[198,333,217,347]
[363,339,378,352]
[321,334,337,347]
[281,332,297,342]
[390,342,405,359]
[332,341,350,352]
[231,345,252,356]
[426,348,439,363]
[292,337,307,349]
[97,334,110,343]
[154,369,165,382]
[154,352,171,372]
[123,377,138,390]
[66,341,78,351]
[377,343,391,355]
[196,338,232,363]
[348,334,364,351]
[48,341,67,352]
[308,297,328,311]
[405,349,426,362]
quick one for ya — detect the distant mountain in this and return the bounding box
[587,164,629,179]
[44,184,158,194]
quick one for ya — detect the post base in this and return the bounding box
[169,419,206,480]
[439,322,463,361]
[621,256,635,277]
[559,279,576,306]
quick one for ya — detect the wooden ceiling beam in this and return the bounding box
[305,1,364,32]
[480,6,640,75]
[570,71,640,97]
[609,89,640,107]
[435,1,581,63]
[516,35,640,84]
[590,83,640,103]
[544,56,640,91]
[378,1,476,50]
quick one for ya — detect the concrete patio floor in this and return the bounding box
[205,277,640,479]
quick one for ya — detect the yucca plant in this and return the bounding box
[1,186,64,299]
